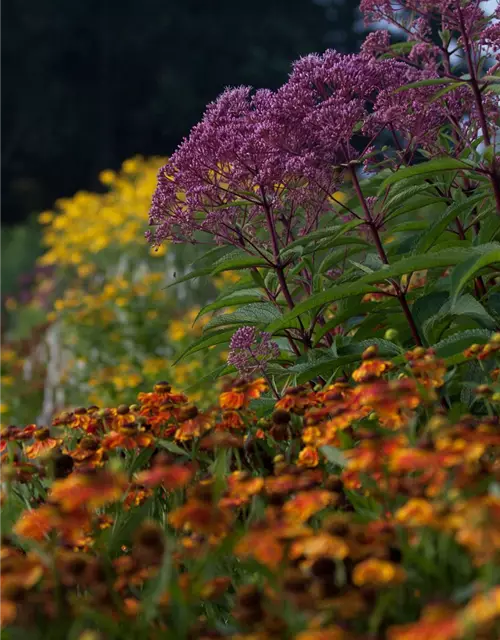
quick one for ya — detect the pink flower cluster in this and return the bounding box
[227,327,280,376]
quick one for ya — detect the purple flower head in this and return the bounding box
[147,85,340,250]
[227,326,280,377]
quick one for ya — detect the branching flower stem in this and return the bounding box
[350,167,423,347]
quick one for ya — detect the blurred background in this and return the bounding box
[1,0,363,424]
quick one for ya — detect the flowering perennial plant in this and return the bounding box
[149,0,500,377]
[2,338,500,638]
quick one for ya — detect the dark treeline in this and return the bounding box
[2,0,360,226]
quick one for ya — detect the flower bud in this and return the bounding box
[384,328,399,342]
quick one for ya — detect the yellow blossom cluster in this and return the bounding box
[38,156,166,268]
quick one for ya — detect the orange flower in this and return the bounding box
[219,378,267,410]
[290,533,349,566]
[295,626,348,640]
[352,359,392,382]
[174,408,213,441]
[0,600,16,628]
[50,469,128,511]
[298,446,319,468]
[13,505,59,541]
[102,426,154,450]
[275,385,316,413]
[24,427,62,459]
[234,526,284,569]
[135,463,194,490]
[395,499,435,527]
[219,472,264,508]
[168,500,233,537]
[283,490,336,523]
[352,558,406,587]
[387,618,459,640]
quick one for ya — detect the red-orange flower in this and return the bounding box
[219,378,267,410]
[283,490,336,523]
[135,463,194,490]
[168,499,233,537]
[298,446,319,468]
[24,428,62,459]
[50,469,128,511]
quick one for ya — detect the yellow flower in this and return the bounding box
[99,169,116,185]
[0,403,9,414]
[38,211,54,224]
[149,244,167,257]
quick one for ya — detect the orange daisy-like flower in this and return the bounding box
[13,504,59,541]
[68,435,106,468]
[50,469,128,512]
[352,558,406,587]
[168,499,233,537]
[387,618,459,640]
[135,462,194,490]
[215,409,246,430]
[283,490,336,523]
[290,533,349,567]
[297,446,319,468]
[13,504,90,545]
[352,359,392,382]
[295,626,349,640]
[275,385,316,414]
[395,499,436,527]
[24,427,62,459]
[55,408,99,433]
[138,382,188,432]
[234,525,284,569]
[219,377,267,410]
[102,425,155,450]
[219,472,264,508]
[174,407,214,441]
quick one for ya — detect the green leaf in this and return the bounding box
[165,266,212,288]
[204,302,283,332]
[267,247,473,333]
[433,328,491,359]
[429,81,467,102]
[195,291,267,321]
[320,445,347,468]
[157,440,190,457]
[384,196,446,223]
[283,219,364,252]
[173,329,235,364]
[424,294,496,344]
[383,183,433,212]
[211,253,270,274]
[450,244,500,304]
[379,158,473,192]
[412,193,486,255]
[394,77,457,92]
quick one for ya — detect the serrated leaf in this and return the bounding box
[433,328,491,358]
[267,247,473,333]
[211,253,270,274]
[195,292,267,321]
[165,266,212,288]
[394,77,457,92]
[424,294,496,343]
[412,194,487,255]
[450,244,500,303]
[379,158,473,192]
[283,219,364,252]
[204,302,284,332]
[174,329,235,364]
